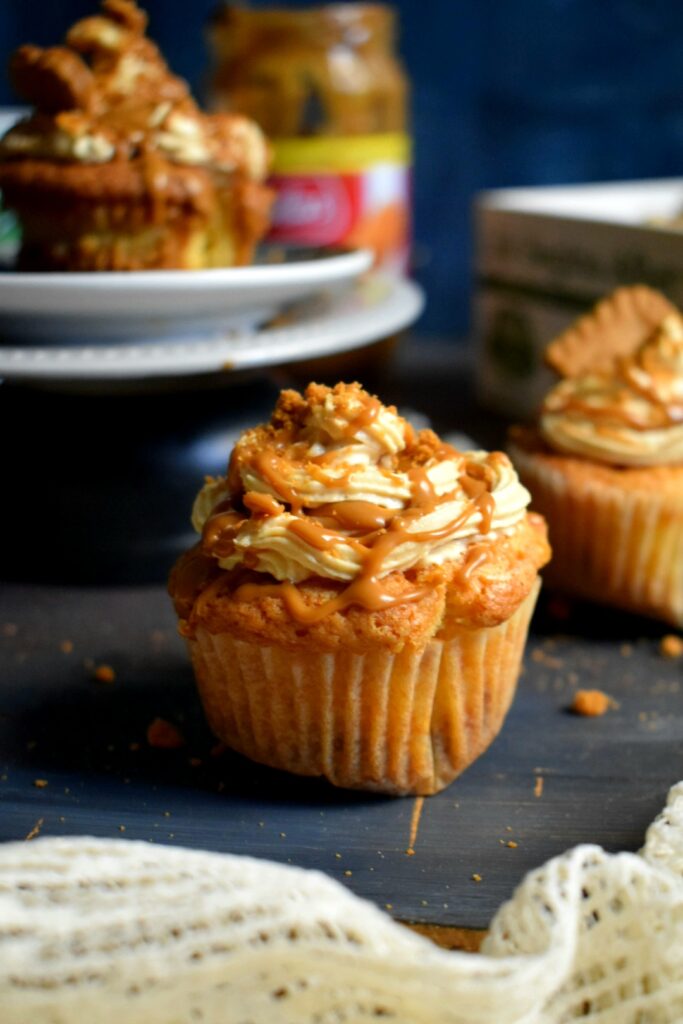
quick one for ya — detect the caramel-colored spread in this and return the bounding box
[178,383,533,629]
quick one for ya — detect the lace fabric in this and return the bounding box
[2,783,683,1022]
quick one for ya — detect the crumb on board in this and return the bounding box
[25,817,44,841]
[385,903,393,910]
[146,718,186,750]
[93,663,116,684]
[33,779,48,789]
[534,775,544,799]
[570,689,612,717]
[660,635,683,660]
[118,825,126,832]
[471,873,482,883]
[506,840,518,849]
[59,640,74,654]
[344,870,353,877]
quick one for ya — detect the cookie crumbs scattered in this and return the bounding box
[344,870,353,877]
[146,718,186,749]
[25,817,44,841]
[505,826,513,832]
[506,841,518,849]
[279,832,286,839]
[59,640,74,654]
[570,689,612,717]
[33,779,48,789]
[334,852,342,859]
[420,900,428,907]
[406,847,416,856]
[118,825,126,832]
[59,816,65,823]
[93,664,116,684]
[1,623,18,637]
[385,903,393,910]
[471,873,482,883]
[258,821,265,828]
[163,811,171,818]
[660,635,683,660]
[534,775,544,799]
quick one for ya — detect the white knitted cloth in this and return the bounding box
[2,782,683,1023]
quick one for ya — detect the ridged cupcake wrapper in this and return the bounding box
[511,447,683,628]
[187,581,540,796]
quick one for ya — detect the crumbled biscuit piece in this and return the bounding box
[146,718,186,750]
[93,663,115,683]
[660,635,683,659]
[570,689,612,717]
[33,779,48,789]
[471,873,482,883]
[545,285,677,379]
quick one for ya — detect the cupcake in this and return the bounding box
[509,285,683,628]
[170,383,550,796]
[0,0,272,271]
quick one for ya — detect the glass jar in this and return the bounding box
[207,4,411,272]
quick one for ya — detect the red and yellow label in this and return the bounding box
[267,133,412,272]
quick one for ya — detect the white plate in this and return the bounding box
[0,246,373,344]
[0,274,424,382]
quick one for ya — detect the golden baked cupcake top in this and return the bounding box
[187,382,535,626]
[0,0,268,182]
[540,288,683,467]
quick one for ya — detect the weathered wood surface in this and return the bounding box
[1,582,680,930]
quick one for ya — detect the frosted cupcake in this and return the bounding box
[509,285,683,627]
[170,383,550,795]
[0,0,272,271]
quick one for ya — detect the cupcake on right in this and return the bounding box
[509,284,683,628]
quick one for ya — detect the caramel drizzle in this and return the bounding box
[200,417,500,624]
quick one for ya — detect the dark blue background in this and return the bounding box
[3,0,683,335]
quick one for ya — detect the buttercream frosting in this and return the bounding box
[541,313,683,467]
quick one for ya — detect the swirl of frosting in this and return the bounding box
[192,383,532,587]
[541,314,683,467]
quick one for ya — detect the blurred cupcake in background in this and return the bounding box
[509,285,683,627]
[0,0,273,271]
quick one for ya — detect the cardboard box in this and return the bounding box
[474,177,683,418]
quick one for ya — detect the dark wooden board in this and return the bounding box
[1,581,681,930]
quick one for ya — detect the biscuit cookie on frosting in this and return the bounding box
[170,382,549,795]
[510,286,683,627]
[0,0,272,270]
